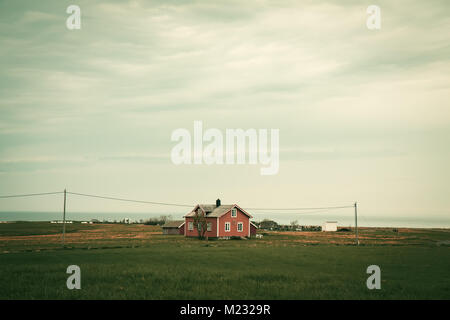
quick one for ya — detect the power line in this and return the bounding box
[68,192,353,211]
[247,205,354,211]
[0,191,63,198]
[0,189,354,212]
[251,207,351,215]
[66,191,193,208]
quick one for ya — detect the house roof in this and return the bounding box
[184,204,252,218]
[162,220,185,228]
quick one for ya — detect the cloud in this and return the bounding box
[0,0,449,217]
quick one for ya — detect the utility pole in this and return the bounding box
[354,202,359,246]
[62,189,66,247]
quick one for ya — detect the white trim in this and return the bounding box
[216,217,219,237]
[232,204,253,218]
[225,222,230,232]
[231,208,237,217]
[188,221,194,231]
[185,203,253,219]
[207,222,212,232]
[183,204,205,217]
[237,222,243,232]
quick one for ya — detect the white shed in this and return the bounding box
[322,221,338,232]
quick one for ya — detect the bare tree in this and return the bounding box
[159,215,172,224]
[193,210,208,240]
[290,220,299,230]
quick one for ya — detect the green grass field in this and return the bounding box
[0,222,449,299]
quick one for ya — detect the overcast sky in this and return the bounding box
[0,0,449,222]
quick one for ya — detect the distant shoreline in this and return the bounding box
[0,219,449,230]
[1,211,449,228]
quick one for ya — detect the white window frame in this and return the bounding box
[225,222,230,232]
[188,222,193,231]
[231,208,237,217]
[237,222,243,232]
[207,222,212,232]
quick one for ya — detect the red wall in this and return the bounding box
[184,206,251,238]
[218,207,250,237]
[184,216,218,238]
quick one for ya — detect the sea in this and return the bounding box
[0,211,449,228]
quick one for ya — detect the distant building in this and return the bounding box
[322,221,338,232]
[162,220,185,235]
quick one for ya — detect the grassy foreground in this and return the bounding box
[0,222,449,299]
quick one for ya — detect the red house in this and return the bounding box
[184,199,257,238]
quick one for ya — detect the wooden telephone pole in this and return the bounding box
[354,202,359,246]
[62,189,66,247]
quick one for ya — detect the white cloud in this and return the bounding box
[0,0,449,219]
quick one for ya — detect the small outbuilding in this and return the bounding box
[322,221,338,232]
[250,222,258,237]
[162,220,185,235]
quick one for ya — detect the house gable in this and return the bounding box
[218,206,250,238]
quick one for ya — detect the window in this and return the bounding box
[188,222,193,231]
[231,208,237,217]
[207,223,212,231]
[237,222,243,232]
[225,222,230,232]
